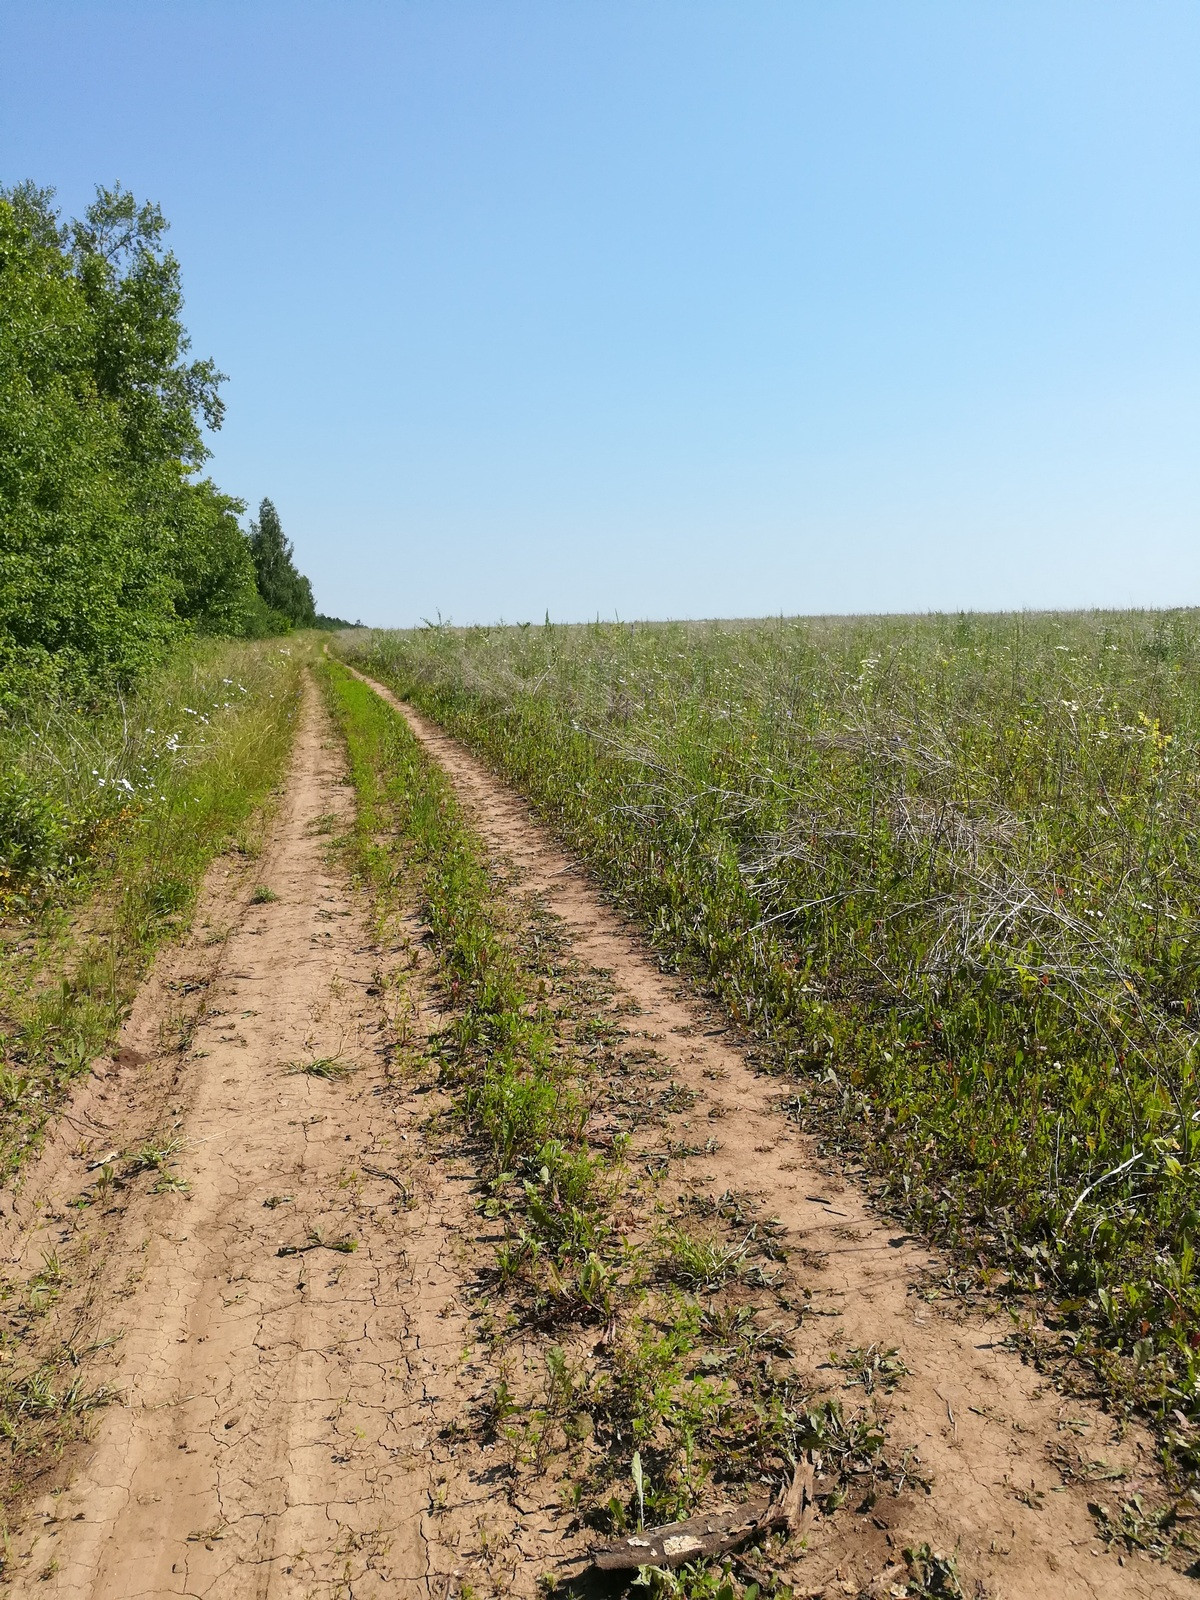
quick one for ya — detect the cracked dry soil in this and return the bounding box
[2,667,1195,1598]
[4,679,515,1597]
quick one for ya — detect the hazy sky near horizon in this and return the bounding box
[3,2,1198,626]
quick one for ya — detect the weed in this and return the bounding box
[151,1172,191,1195]
[21,1253,64,1318]
[1088,1493,1178,1557]
[630,1448,645,1528]
[287,1056,353,1080]
[902,1543,963,1598]
[793,1399,886,1478]
[834,1343,909,1394]
[632,1567,764,1599]
[0,1349,116,1471]
[276,1229,358,1256]
[663,1228,750,1293]
[125,1135,183,1174]
[699,1304,794,1359]
[147,877,190,920]
[249,885,278,904]
[480,1376,520,1442]
[187,1522,228,1545]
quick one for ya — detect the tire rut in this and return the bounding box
[345,663,1194,1600]
[4,677,499,1597]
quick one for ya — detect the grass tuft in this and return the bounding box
[287,1056,353,1080]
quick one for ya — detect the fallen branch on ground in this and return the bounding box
[590,1460,814,1571]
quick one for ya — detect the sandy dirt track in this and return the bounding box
[5,680,507,1596]
[1,666,1193,1597]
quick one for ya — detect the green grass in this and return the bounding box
[0,636,302,1183]
[338,610,1200,1460]
[318,658,609,1299]
[287,1056,353,1080]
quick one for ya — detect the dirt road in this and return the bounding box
[1,668,1192,1596]
[5,680,508,1596]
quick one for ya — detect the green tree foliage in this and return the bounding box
[247,498,316,629]
[169,479,262,635]
[0,181,263,698]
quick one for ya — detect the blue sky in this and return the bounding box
[3,2,1198,625]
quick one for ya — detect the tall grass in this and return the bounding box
[341,610,1200,1439]
[0,638,303,1179]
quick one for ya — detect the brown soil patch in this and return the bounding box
[0,679,559,1596]
[345,664,1196,1600]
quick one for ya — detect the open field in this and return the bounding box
[2,632,1198,1594]
[324,653,1193,1595]
[340,611,1200,1468]
[6,11,1193,1590]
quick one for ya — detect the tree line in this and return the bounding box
[0,181,346,703]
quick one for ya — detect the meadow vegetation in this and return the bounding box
[340,610,1200,1460]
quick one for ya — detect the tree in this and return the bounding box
[247,499,315,628]
[0,181,260,700]
[68,185,226,468]
[166,479,259,635]
[0,184,175,692]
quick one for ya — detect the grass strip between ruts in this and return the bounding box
[319,655,943,1600]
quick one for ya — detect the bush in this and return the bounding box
[0,769,70,910]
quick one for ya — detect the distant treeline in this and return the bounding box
[0,181,341,703]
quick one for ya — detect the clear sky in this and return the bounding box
[3,2,1198,626]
